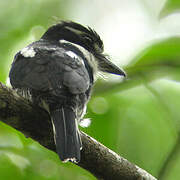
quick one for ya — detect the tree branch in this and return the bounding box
[0,82,157,180]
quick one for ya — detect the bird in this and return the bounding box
[9,21,126,163]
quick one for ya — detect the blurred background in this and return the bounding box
[0,0,180,179]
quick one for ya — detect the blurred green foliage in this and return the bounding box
[1,0,180,180]
[128,38,180,82]
[160,0,180,17]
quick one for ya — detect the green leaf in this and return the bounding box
[0,0,67,83]
[160,0,180,18]
[127,37,180,82]
[0,154,24,180]
[86,80,178,177]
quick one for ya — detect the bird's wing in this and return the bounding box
[9,42,90,95]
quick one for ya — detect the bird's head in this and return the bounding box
[41,21,126,77]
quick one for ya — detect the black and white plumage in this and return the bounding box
[9,21,126,163]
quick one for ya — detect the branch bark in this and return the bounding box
[0,82,157,180]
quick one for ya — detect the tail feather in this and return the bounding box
[50,107,82,162]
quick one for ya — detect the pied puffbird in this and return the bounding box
[9,21,126,163]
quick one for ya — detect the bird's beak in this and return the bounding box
[98,56,126,77]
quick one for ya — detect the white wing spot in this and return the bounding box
[59,39,98,78]
[59,39,68,44]
[20,47,36,58]
[66,51,78,59]
[66,51,85,66]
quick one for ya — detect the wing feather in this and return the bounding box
[9,42,90,95]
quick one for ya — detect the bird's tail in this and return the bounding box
[50,107,82,163]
